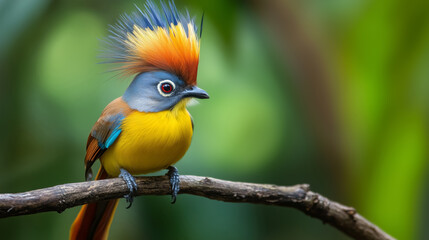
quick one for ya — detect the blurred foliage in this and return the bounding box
[0,0,428,239]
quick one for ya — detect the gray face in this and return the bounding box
[123,71,209,112]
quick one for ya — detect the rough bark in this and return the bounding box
[0,175,394,240]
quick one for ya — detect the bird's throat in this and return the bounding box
[171,98,191,116]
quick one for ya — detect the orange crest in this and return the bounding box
[105,1,201,85]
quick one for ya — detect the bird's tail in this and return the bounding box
[70,167,119,240]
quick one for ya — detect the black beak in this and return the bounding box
[183,86,210,99]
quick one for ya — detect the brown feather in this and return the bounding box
[84,97,133,181]
[70,168,119,240]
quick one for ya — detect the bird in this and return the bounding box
[69,1,208,239]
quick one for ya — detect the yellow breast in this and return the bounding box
[100,102,193,177]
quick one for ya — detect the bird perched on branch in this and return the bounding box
[70,1,208,239]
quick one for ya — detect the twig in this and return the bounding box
[0,175,394,240]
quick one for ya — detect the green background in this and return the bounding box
[0,0,428,239]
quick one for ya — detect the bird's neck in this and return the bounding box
[171,98,190,116]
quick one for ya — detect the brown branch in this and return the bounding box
[0,175,394,240]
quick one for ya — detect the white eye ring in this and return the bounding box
[157,79,176,97]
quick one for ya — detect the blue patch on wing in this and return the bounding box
[94,114,125,150]
[104,125,121,149]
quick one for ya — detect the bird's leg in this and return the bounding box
[166,166,180,204]
[119,168,138,209]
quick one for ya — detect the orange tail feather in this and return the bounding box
[70,167,119,240]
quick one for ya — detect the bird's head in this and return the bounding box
[105,1,208,112]
[123,71,208,112]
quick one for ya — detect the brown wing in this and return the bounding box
[84,97,132,180]
[84,136,106,180]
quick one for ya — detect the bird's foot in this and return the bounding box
[166,166,180,204]
[119,168,138,209]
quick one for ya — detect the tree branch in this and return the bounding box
[0,175,394,240]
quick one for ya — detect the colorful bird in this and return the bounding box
[70,1,208,239]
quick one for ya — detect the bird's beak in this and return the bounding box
[183,86,210,99]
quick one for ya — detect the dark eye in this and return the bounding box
[157,80,176,97]
[161,83,173,93]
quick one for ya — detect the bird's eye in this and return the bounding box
[157,80,175,97]
[161,83,173,93]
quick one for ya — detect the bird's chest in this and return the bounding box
[101,109,193,176]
